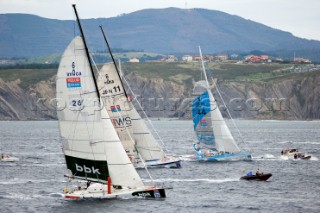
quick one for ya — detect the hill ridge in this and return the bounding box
[0,8,320,60]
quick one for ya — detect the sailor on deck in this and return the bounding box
[256,168,263,176]
[193,142,201,155]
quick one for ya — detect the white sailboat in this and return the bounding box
[0,154,19,162]
[56,5,166,199]
[0,146,19,162]
[97,26,181,168]
[192,46,252,162]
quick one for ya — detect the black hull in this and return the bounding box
[132,188,166,198]
[241,173,272,181]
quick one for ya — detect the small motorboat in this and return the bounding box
[301,155,311,160]
[281,148,311,160]
[0,155,19,162]
[241,172,272,181]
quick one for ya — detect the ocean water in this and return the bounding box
[0,120,319,213]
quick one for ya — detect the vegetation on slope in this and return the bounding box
[0,68,56,89]
[0,62,319,90]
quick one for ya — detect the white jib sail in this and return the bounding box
[98,63,165,161]
[207,87,241,153]
[193,80,241,153]
[56,36,144,188]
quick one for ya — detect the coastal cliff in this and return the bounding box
[125,72,320,120]
[0,76,56,120]
[0,63,319,120]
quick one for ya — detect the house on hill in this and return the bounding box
[293,58,311,63]
[182,55,193,62]
[216,54,228,61]
[129,57,140,63]
[244,54,270,63]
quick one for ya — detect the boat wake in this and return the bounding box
[179,154,196,161]
[277,155,318,161]
[0,178,64,185]
[0,192,45,200]
[297,141,320,145]
[278,141,293,144]
[252,154,277,160]
[279,155,289,160]
[310,156,319,161]
[278,141,320,145]
[49,193,64,198]
[143,178,239,183]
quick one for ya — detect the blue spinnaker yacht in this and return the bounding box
[192,47,251,162]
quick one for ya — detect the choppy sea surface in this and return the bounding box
[0,120,319,213]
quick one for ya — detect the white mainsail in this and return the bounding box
[98,63,165,161]
[56,36,144,188]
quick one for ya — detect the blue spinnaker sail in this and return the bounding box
[192,90,210,129]
[192,90,216,146]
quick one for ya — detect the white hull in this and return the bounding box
[64,183,165,199]
[283,153,311,160]
[193,151,252,162]
[135,156,181,169]
[281,149,311,160]
[0,156,19,162]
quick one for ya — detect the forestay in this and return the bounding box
[56,36,144,188]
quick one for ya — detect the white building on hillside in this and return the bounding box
[182,55,193,62]
[129,57,140,63]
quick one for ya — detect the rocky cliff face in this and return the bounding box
[0,77,56,120]
[213,77,320,120]
[0,73,319,120]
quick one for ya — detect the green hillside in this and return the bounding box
[0,68,56,89]
[121,62,297,84]
[1,62,319,90]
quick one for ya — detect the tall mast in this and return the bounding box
[72,4,101,102]
[99,25,128,98]
[198,46,209,88]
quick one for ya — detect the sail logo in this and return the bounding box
[137,192,151,197]
[112,117,132,127]
[197,133,215,144]
[153,190,161,198]
[67,71,82,76]
[104,74,114,84]
[102,89,112,95]
[66,77,81,88]
[200,119,207,126]
[75,163,101,175]
[197,109,207,115]
[111,105,121,112]
[67,62,82,77]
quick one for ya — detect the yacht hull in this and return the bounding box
[193,151,252,162]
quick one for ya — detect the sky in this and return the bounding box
[0,0,319,41]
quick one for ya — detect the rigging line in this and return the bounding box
[116,58,169,153]
[97,25,156,182]
[121,71,169,153]
[210,76,252,154]
[198,49,252,154]
[99,25,128,98]
[90,49,99,70]
[72,4,101,104]
[95,52,154,185]
[105,97,155,184]
[199,46,209,88]
[91,54,101,78]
